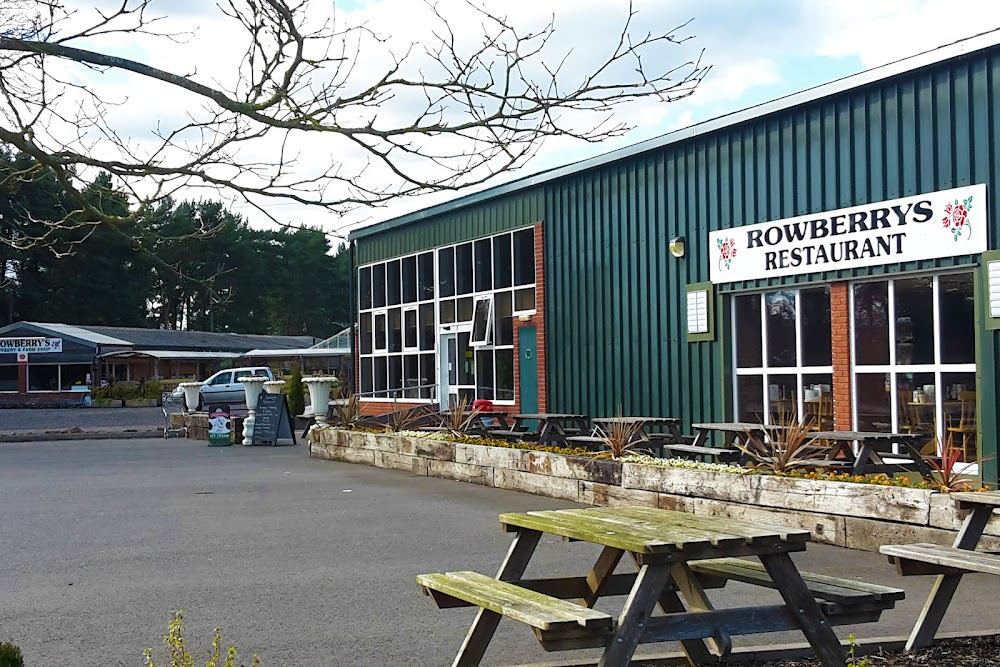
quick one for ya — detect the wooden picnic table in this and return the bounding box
[418,506,903,666]
[808,430,933,477]
[585,416,686,456]
[688,422,768,462]
[491,413,589,444]
[882,491,1000,650]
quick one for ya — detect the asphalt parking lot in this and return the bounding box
[3,437,1000,666]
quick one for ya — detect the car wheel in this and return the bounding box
[197,395,205,412]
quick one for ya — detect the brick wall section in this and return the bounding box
[359,222,547,419]
[830,282,852,430]
[511,222,547,413]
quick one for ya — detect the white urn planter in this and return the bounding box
[178,382,204,413]
[240,376,270,444]
[263,380,286,394]
[301,376,338,426]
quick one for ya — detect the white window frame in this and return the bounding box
[402,305,420,352]
[850,270,977,460]
[732,289,835,425]
[469,294,495,347]
[27,363,62,393]
[372,309,388,352]
[356,223,535,404]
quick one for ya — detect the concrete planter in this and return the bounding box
[124,399,158,408]
[92,398,124,408]
[308,429,1000,553]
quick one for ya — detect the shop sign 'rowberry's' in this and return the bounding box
[709,184,987,283]
[0,337,63,355]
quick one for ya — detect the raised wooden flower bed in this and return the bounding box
[308,428,1000,553]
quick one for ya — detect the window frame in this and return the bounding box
[469,294,495,347]
[850,270,977,459]
[731,288,834,425]
[356,224,535,404]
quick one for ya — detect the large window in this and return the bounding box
[0,365,17,392]
[733,287,833,427]
[358,227,536,402]
[851,272,976,459]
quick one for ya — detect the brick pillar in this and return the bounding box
[830,282,852,430]
[17,362,27,395]
[511,222,546,413]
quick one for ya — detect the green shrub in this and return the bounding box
[0,641,24,667]
[110,383,140,400]
[286,367,305,417]
[144,379,165,400]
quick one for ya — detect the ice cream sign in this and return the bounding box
[709,184,987,283]
[0,337,63,355]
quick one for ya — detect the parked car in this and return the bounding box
[172,367,275,410]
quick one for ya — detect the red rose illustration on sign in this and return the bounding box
[942,196,973,241]
[717,237,737,271]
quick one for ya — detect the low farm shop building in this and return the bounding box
[348,31,1000,483]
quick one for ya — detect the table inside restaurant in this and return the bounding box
[422,506,881,667]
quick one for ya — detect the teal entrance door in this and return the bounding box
[518,326,538,414]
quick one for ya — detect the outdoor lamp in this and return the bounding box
[669,235,686,258]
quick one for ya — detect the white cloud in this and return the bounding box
[40,0,1000,237]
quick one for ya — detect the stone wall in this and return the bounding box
[309,428,1000,552]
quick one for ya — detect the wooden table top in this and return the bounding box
[592,416,681,425]
[950,491,1000,509]
[810,430,921,442]
[498,506,811,556]
[692,422,772,432]
[513,413,587,420]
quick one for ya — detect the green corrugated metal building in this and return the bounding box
[349,31,1000,482]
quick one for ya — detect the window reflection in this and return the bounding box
[853,282,888,365]
[894,277,934,365]
[765,291,796,367]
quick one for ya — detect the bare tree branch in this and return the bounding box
[0,0,709,257]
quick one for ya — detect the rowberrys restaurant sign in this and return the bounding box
[709,184,987,283]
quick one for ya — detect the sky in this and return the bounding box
[49,0,1000,241]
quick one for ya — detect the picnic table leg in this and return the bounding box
[452,528,542,667]
[904,506,993,651]
[852,443,878,475]
[582,546,624,608]
[759,552,844,667]
[627,553,714,665]
[670,562,733,657]
[598,561,672,667]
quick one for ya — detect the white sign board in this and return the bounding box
[709,184,988,283]
[0,337,63,355]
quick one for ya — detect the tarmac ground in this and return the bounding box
[2,437,999,666]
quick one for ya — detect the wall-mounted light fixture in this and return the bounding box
[518,314,531,322]
[669,235,686,258]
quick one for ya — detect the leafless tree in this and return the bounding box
[0,0,708,255]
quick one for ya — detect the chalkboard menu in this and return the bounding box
[251,393,296,446]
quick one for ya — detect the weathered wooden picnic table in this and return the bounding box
[418,506,903,666]
[490,413,589,444]
[809,430,933,477]
[564,417,686,456]
[882,491,1000,650]
[685,422,761,462]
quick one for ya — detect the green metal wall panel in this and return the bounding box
[355,191,543,264]
[544,46,1000,438]
[353,43,1000,473]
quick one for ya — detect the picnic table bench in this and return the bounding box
[881,490,1000,650]
[418,506,902,666]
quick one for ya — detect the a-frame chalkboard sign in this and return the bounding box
[251,392,297,446]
